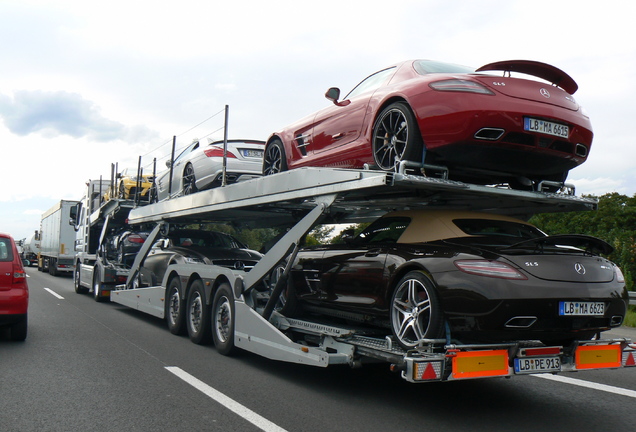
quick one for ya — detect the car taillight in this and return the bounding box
[454,260,527,280]
[128,235,145,244]
[204,146,237,158]
[13,264,27,284]
[429,79,495,95]
[615,265,625,283]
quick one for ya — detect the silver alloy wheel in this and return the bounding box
[373,107,410,170]
[214,295,232,344]
[168,289,180,327]
[182,164,197,195]
[188,290,204,334]
[391,276,434,348]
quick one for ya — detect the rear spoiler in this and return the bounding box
[476,60,579,95]
[502,234,613,255]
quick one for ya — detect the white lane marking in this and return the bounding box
[44,287,65,300]
[533,373,636,398]
[166,366,288,432]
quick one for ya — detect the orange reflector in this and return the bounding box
[452,349,509,379]
[575,344,621,369]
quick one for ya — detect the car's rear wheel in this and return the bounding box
[9,314,27,341]
[182,163,197,195]
[263,139,287,175]
[372,102,423,171]
[212,282,236,356]
[166,276,186,335]
[390,271,443,349]
[187,280,212,344]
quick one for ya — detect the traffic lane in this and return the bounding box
[0,269,264,432]
[12,269,636,432]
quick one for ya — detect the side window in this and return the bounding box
[355,217,410,244]
[0,238,13,261]
[345,67,396,100]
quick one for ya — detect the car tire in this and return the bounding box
[390,270,444,349]
[182,163,198,195]
[186,280,212,344]
[166,276,186,335]
[74,265,88,294]
[372,102,423,171]
[263,139,287,176]
[212,282,236,356]
[93,267,107,302]
[9,314,27,341]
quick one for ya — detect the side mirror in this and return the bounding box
[341,228,355,243]
[165,160,172,168]
[325,87,351,107]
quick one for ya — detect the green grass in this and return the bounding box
[624,305,636,327]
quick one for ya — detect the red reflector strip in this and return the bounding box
[452,350,509,379]
[575,344,621,369]
[521,347,563,357]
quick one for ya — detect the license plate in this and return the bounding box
[559,301,605,316]
[241,149,263,158]
[514,356,561,374]
[524,117,569,138]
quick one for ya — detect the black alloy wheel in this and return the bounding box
[372,102,423,171]
[262,139,287,176]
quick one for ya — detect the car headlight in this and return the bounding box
[184,257,205,264]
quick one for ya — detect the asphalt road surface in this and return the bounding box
[2,268,635,432]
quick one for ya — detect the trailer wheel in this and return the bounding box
[49,258,57,276]
[182,163,198,196]
[212,282,236,356]
[186,280,212,344]
[92,267,107,302]
[372,102,423,171]
[74,265,88,294]
[390,271,443,349]
[166,276,186,335]
[263,139,287,176]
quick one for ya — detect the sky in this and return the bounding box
[1,0,635,242]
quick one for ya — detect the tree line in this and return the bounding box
[529,192,635,291]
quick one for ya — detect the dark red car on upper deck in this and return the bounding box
[263,59,592,189]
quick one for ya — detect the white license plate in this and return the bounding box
[559,301,605,316]
[241,149,263,158]
[514,357,561,374]
[524,117,569,138]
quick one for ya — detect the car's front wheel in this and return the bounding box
[390,271,443,349]
[263,139,287,175]
[372,102,423,171]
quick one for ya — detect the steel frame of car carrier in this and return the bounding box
[110,167,635,383]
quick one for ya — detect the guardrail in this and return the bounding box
[630,291,636,306]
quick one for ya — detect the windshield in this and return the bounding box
[414,60,475,75]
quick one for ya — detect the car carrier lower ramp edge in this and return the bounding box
[110,167,634,383]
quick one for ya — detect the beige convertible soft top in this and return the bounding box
[385,210,534,244]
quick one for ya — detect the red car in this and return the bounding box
[263,59,592,188]
[0,233,29,341]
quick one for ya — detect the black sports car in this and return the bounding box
[138,229,262,287]
[284,210,627,348]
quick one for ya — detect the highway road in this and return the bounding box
[2,268,635,432]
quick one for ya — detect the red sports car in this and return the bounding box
[263,60,592,188]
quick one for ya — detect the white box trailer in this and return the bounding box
[111,168,635,382]
[39,200,79,276]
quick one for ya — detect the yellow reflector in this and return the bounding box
[575,344,621,369]
[452,349,509,379]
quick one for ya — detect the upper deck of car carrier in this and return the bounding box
[126,167,597,227]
